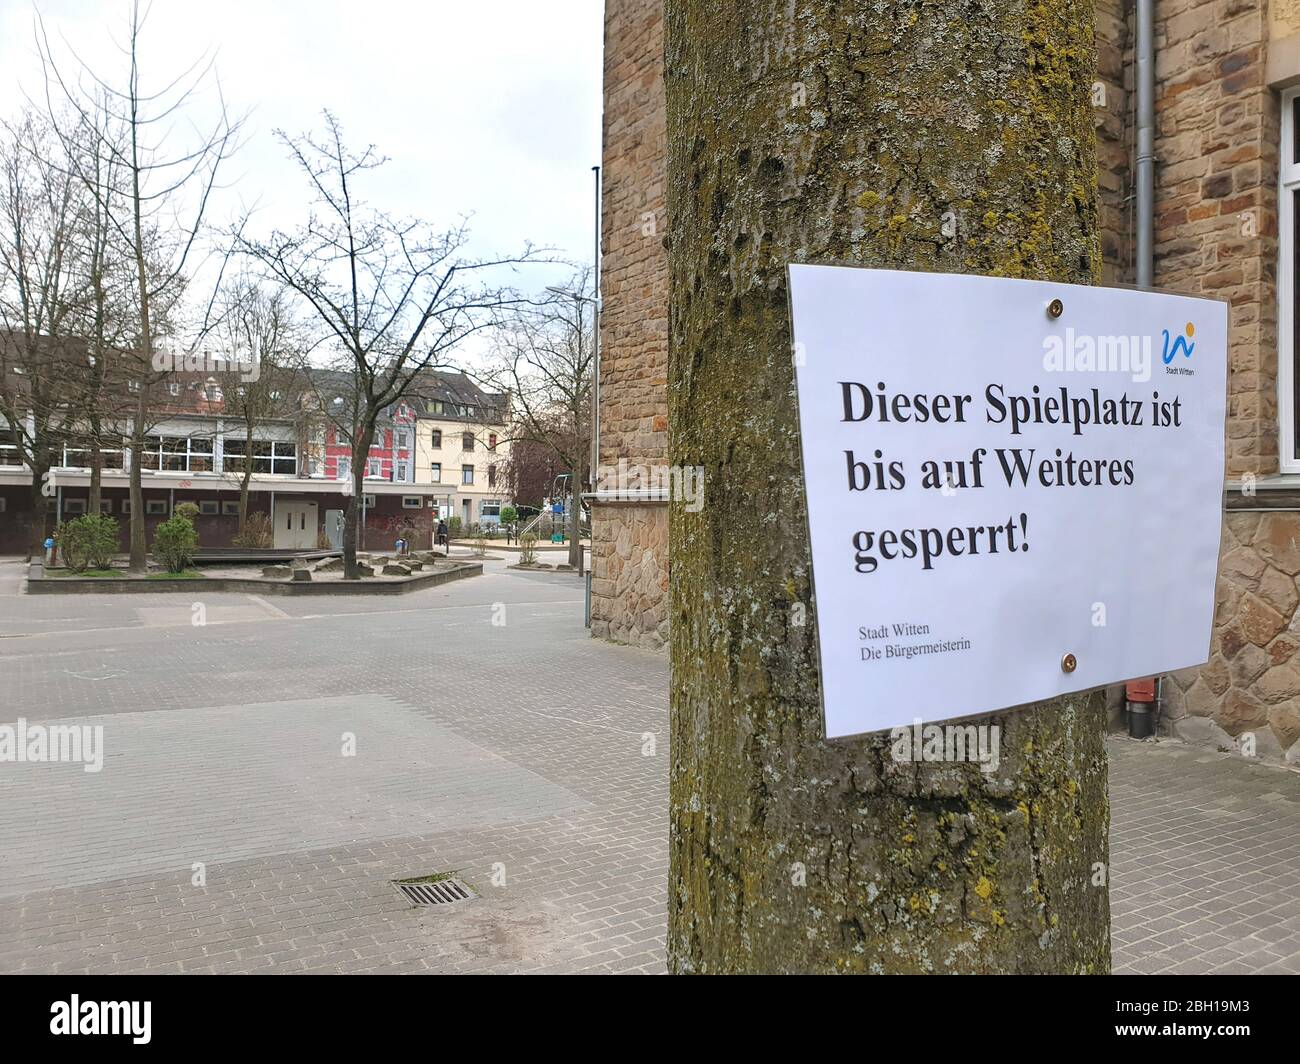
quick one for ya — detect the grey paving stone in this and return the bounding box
[1,557,1298,974]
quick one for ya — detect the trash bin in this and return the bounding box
[1125,678,1157,739]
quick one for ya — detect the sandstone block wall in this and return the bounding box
[597,0,1300,753]
[592,0,671,648]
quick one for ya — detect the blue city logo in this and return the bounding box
[1161,321,1195,365]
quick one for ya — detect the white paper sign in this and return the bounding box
[788,265,1227,739]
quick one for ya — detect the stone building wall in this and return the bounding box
[1145,0,1300,759]
[595,0,1300,761]
[591,0,671,648]
[1096,0,1134,285]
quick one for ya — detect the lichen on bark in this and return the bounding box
[666,0,1110,973]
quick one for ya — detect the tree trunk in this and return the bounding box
[665,0,1110,973]
[343,424,372,580]
[239,469,252,537]
[88,442,102,516]
[27,458,49,563]
[128,390,147,572]
[238,415,255,536]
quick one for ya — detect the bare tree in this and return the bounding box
[210,273,306,534]
[238,111,541,579]
[0,109,90,558]
[37,0,243,571]
[485,267,595,569]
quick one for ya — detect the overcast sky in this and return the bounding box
[0,0,604,292]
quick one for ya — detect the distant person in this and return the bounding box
[436,519,448,552]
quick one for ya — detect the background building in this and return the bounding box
[593,0,1300,757]
[411,371,510,526]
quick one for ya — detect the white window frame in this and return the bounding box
[199,499,220,515]
[221,501,241,516]
[367,458,381,477]
[223,438,296,476]
[141,434,215,473]
[402,496,422,509]
[146,499,168,515]
[58,442,125,471]
[0,428,22,466]
[1280,87,1300,471]
[63,498,87,515]
[430,462,441,482]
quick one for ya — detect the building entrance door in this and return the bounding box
[273,500,318,549]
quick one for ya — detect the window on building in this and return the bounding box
[481,501,501,520]
[367,458,381,477]
[430,462,441,482]
[145,499,168,515]
[223,438,297,475]
[99,499,112,514]
[167,382,180,397]
[488,464,497,488]
[337,456,350,480]
[63,498,87,514]
[121,499,131,515]
[396,461,408,482]
[396,430,409,449]
[402,496,422,509]
[221,501,241,516]
[140,435,215,472]
[58,440,125,470]
[462,432,475,451]
[1282,87,1300,469]
[461,464,474,485]
[430,429,442,448]
[0,429,22,466]
[199,500,220,515]
[488,433,497,451]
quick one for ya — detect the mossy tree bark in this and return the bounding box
[666,0,1111,973]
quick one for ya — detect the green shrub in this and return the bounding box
[174,501,200,523]
[58,514,119,572]
[448,515,462,538]
[153,514,199,573]
[499,505,517,525]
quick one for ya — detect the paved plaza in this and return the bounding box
[0,556,1298,973]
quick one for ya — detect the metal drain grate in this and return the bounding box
[392,876,476,907]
